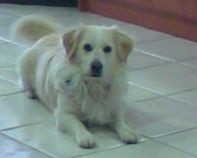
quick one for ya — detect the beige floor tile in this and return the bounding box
[118,23,172,44]
[0,79,21,96]
[181,58,197,69]
[80,140,195,158]
[0,92,50,130]
[126,83,160,103]
[0,42,24,67]
[0,133,51,158]
[128,63,197,95]
[0,10,21,39]
[124,97,197,137]
[137,38,197,61]
[158,128,197,156]
[127,50,170,71]
[0,66,19,84]
[2,119,145,158]
[170,89,197,106]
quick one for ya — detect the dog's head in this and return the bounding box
[62,25,133,79]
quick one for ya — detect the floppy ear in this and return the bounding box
[62,27,83,60]
[115,30,134,62]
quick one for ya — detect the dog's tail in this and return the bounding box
[11,15,58,45]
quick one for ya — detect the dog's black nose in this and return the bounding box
[91,60,103,77]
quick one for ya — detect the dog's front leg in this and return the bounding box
[55,112,96,148]
[55,94,96,148]
[112,110,139,144]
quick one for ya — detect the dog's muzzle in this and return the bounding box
[90,60,103,77]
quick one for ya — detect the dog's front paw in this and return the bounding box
[119,129,138,144]
[76,131,96,148]
[116,124,139,144]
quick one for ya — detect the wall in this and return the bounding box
[79,0,197,41]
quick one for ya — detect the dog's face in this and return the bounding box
[63,26,133,78]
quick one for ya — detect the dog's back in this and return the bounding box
[13,16,61,104]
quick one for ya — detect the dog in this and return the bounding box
[13,16,138,148]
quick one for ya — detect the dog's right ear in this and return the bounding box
[62,27,83,60]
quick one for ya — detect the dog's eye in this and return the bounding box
[103,46,112,54]
[83,43,93,52]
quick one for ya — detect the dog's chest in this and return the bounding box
[81,98,115,125]
[73,81,117,124]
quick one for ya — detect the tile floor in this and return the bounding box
[0,3,196,158]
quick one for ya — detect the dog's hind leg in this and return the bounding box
[19,51,38,99]
[21,79,38,99]
[27,88,38,99]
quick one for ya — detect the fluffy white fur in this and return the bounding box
[14,16,138,148]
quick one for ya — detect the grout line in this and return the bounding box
[128,81,164,95]
[72,144,134,158]
[72,134,150,158]
[128,62,173,72]
[0,37,25,47]
[0,7,23,16]
[139,128,197,157]
[135,36,174,45]
[171,56,197,70]
[127,56,197,74]
[168,90,197,97]
[166,87,197,96]
[133,90,197,106]
[132,95,164,104]
[127,82,169,104]
[165,87,197,102]
[0,90,25,98]
[1,122,43,132]
[180,63,197,69]
[1,132,54,158]
[177,56,197,63]
[127,83,197,110]
[146,126,197,140]
[178,61,197,69]
[71,145,124,158]
[155,139,197,157]
[134,48,176,62]
[0,77,17,85]
[167,97,196,107]
[0,65,16,69]
[2,79,20,86]
[128,82,197,105]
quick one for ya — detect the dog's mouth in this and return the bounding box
[86,71,103,79]
[90,71,102,78]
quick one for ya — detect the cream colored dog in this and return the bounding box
[14,16,138,148]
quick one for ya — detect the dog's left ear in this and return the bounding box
[114,29,134,62]
[62,27,83,60]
